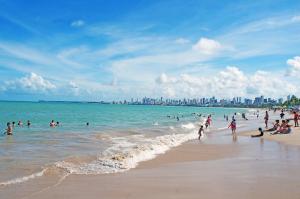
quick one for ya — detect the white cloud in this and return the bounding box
[286,56,300,76]
[175,38,190,44]
[71,20,85,27]
[4,73,56,93]
[192,38,222,55]
[155,67,298,99]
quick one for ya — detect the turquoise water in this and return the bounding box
[0,101,249,186]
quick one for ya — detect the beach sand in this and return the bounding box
[3,134,300,199]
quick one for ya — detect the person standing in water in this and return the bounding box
[18,121,23,126]
[5,122,13,135]
[198,125,204,140]
[27,120,31,127]
[264,111,269,128]
[228,119,237,134]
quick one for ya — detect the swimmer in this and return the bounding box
[4,122,13,135]
[18,120,23,126]
[50,120,56,127]
[86,122,89,126]
[27,120,31,127]
[56,121,60,126]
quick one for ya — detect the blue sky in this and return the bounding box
[0,0,300,101]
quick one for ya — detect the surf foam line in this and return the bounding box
[55,123,199,175]
[0,168,47,187]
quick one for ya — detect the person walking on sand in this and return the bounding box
[228,119,237,134]
[264,111,269,128]
[198,125,204,140]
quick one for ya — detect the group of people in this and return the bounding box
[198,109,300,140]
[4,120,91,135]
[4,120,31,135]
[251,109,299,137]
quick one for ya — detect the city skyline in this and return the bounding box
[0,0,300,101]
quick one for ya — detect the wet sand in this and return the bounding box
[3,132,300,199]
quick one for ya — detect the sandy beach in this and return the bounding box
[2,118,300,199]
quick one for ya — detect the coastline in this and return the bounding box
[2,109,300,199]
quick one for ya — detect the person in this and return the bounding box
[264,111,269,128]
[5,122,13,135]
[206,116,212,126]
[176,116,180,121]
[18,121,23,126]
[86,122,89,126]
[251,127,264,137]
[27,120,31,127]
[198,125,204,140]
[271,120,292,135]
[56,121,60,126]
[205,120,209,129]
[12,121,16,127]
[293,111,299,127]
[226,115,229,121]
[280,110,285,119]
[228,119,237,134]
[50,120,56,127]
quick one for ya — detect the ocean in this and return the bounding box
[0,101,251,187]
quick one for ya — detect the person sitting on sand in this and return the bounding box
[228,119,237,134]
[198,125,204,140]
[253,120,280,137]
[266,120,280,132]
[5,122,13,135]
[271,120,292,135]
[50,120,56,127]
[251,127,264,137]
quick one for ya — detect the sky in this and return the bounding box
[0,0,300,101]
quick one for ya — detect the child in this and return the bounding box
[198,125,204,140]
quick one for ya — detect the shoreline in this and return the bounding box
[2,110,300,199]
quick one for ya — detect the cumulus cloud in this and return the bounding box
[192,38,222,55]
[155,66,298,98]
[286,56,300,76]
[71,20,85,27]
[3,73,56,93]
